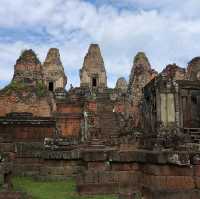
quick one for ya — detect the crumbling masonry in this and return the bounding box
[0,44,200,198]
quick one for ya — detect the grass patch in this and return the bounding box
[12,177,116,199]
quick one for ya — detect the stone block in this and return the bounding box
[82,150,108,161]
[194,165,200,177]
[83,171,99,184]
[143,175,195,191]
[111,163,139,171]
[99,171,119,184]
[143,189,200,199]
[77,183,119,195]
[88,162,110,171]
[143,164,193,176]
[0,143,14,153]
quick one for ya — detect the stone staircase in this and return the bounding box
[97,100,120,144]
[86,127,107,149]
[99,112,120,137]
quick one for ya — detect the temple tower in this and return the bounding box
[187,57,200,80]
[128,52,157,105]
[80,44,107,89]
[43,48,67,91]
[128,52,157,127]
[115,77,128,93]
[13,49,43,85]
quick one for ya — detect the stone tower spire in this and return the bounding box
[128,52,157,127]
[187,57,200,80]
[80,44,107,88]
[128,52,156,103]
[13,49,43,84]
[43,48,67,91]
[115,77,127,92]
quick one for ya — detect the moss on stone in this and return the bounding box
[1,80,26,95]
[134,52,148,63]
[0,80,47,97]
[17,49,41,65]
[35,80,47,97]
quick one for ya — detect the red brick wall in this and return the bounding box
[87,101,97,112]
[57,118,81,137]
[15,62,41,72]
[56,103,82,137]
[0,96,52,117]
[0,126,54,142]
[56,104,81,113]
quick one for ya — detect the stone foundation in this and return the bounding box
[12,143,82,180]
[77,149,200,198]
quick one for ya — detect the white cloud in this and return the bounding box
[1,0,200,89]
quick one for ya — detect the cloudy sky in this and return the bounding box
[0,0,200,89]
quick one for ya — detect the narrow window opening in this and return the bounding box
[191,95,197,105]
[49,82,54,91]
[92,78,97,87]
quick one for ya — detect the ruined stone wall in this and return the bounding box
[0,49,54,118]
[0,115,55,142]
[0,126,54,142]
[162,64,186,80]
[77,149,200,199]
[13,143,82,180]
[0,95,52,117]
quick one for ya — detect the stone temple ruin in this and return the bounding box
[0,44,200,198]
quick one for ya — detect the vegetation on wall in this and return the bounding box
[0,80,47,98]
[1,80,26,95]
[35,80,47,97]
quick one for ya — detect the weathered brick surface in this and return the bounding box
[128,52,157,128]
[80,44,107,88]
[56,104,81,113]
[194,177,200,188]
[77,150,200,196]
[0,143,14,152]
[82,150,108,162]
[88,162,110,171]
[194,165,200,177]
[77,183,119,195]
[0,126,54,142]
[143,164,193,176]
[87,101,97,112]
[143,189,200,199]
[111,163,139,171]
[0,96,52,117]
[57,117,81,137]
[143,175,195,191]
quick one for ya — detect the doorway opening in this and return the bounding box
[49,82,54,91]
[92,77,97,87]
